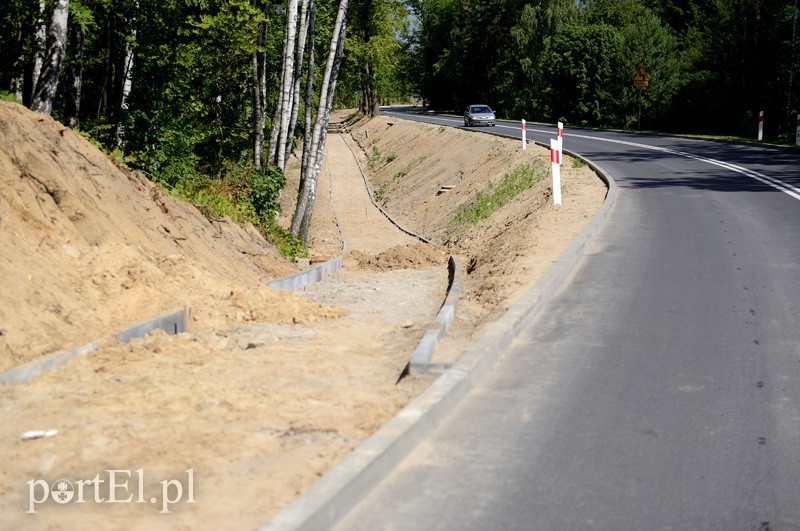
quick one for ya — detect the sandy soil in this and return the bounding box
[0,103,605,528]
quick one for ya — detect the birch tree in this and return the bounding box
[290,0,348,240]
[64,23,85,127]
[283,0,312,165]
[267,0,299,170]
[116,0,139,147]
[31,0,70,115]
[31,0,47,102]
[252,1,271,172]
[62,0,96,126]
[300,1,316,187]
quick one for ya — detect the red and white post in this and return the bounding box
[521,119,527,150]
[557,121,564,155]
[796,114,800,146]
[758,111,764,141]
[550,138,562,206]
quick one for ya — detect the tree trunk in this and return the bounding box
[252,1,270,172]
[116,0,139,147]
[11,23,26,101]
[267,67,285,164]
[284,0,312,166]
[291,0,348,240]
[252,51,265,171]
[31,0,70,115]
[65,23,85,128]
[299,19,346,239]
[299,1,316,190]
[30,0,47,103]
[268,0,300,170]
[276,0,300,171]
[362,62,378,116]
[368,60,378,115]
[96,17,114,119]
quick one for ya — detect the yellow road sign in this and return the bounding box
[633,66,650,87]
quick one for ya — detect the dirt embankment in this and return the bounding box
[0,103,606,529]
[349,115,606,314]
[0,102,314,370]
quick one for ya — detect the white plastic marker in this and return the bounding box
[758,110,764,141]
[20,429,58,441]
[557,121,564,155]
[522,119,527,150]
[550,138,562,205]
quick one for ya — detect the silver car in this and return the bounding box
[464,104,496,127]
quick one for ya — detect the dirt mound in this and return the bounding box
[0,101,320,370]
[350,115,606,312]
[346,242,450,271]
[0,106,606,529]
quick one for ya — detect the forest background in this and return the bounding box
[1,0,798,252]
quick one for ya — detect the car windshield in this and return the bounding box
[470,106,492,114]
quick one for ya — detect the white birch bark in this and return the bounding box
[283,0,312,165]
[31,0,69,115]
[267,66,285,164]
[252,1,270,172]
[268,0,299,169]
[299,17,346,239]
[65,23,85,127]
[116,0,138,147]
[31,0,47,99]
[299,2,316,185]
[290,0,348,239]
[275,0,300,170]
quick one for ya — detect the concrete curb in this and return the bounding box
[338,127,464,375]
[266,256,344,292]
[338,127,466,374]
[0,307,191,384]
[409,255,462,373]
[267,157,348,292]
[268,130,432,293]
[115,307,190,343]
[0,342,99,385]
[260,156,618,531]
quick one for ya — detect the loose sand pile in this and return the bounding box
[0,102,311,370]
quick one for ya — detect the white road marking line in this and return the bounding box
[384,112,800,202]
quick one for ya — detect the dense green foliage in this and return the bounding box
[342,0,411,113]
[1,0,797,241]
[0,0,408,253]
[407,0,800,140]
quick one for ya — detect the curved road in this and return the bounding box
[334,109,800,530]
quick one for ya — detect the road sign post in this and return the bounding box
[522,119,527,150]
[758,111,764,141]
[632,67,650,131]
[550,138,562,206]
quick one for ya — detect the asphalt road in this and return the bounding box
[335,109,800,530]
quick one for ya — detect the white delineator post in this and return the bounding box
[796,114,799,146]
[550,138,562,206]
[758,111,764,141]
[521,119,527,150]
[557,121,564,155]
